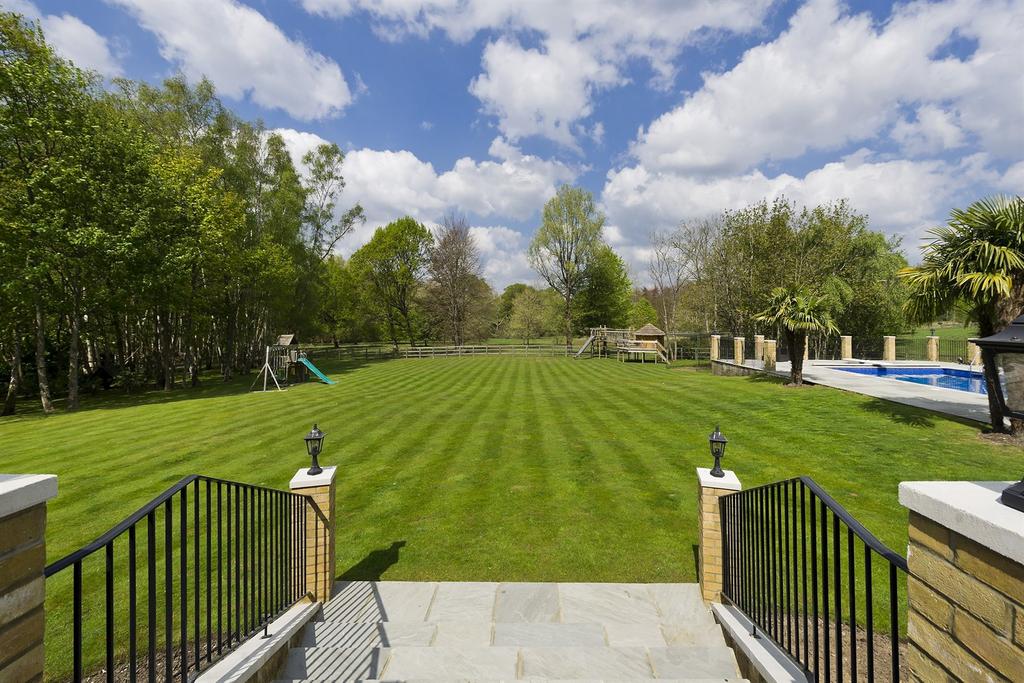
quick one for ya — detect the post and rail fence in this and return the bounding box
[43,475,316,682]
[718,477,909,682]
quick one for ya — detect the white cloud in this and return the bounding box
[601,152,989,261]
[631,0,1024,175]
[301,0,774,146]
[469,36,622,148]
[469,225,535,287]
[998,162,1024,193]
[4,1,123,76]
[891,105,966,156]
[109,0,352,120]
[274,129,576,283]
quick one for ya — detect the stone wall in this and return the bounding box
[906,510,1024,682]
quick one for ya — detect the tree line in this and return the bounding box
[1,13,376,413]
[644,197,910,354]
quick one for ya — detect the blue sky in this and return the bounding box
[8,0,1024,288]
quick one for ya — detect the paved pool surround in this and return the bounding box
[713,358,990,423]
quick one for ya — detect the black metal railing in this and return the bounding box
[938,338,969,363]
[45,475,314,682]
[893,338,927,361]
[717,336,735,360]
[854,337,884,360]
[719,477,908,681]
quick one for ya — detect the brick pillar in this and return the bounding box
[753,335,764,361]
[840,335,852,360]
[926,336,939,362]
[290,466,337,604]
[763,340,777,371]
[900,481,1024,682]
[697,468,741,603]
[733,337,744,365]
[0,474,58,682]
[883,335,896,361]
[709,335,720,361]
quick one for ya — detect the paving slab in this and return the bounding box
[322,581,377,622]
[493,583,560,623]
[432,621,494,646]
[426,582,498,622]
[280,645,390,680]
[659,623,727,647]
[647,647,739,679]
[603,622,667,646]
[644,585,717,628]
[349,582,438,622]
[493,622,606,646]
[300,622,437,648]
[559,584,661,624]
[382,646,519,679]
[520,646,654,679]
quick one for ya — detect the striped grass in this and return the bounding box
[0,356,1018,678]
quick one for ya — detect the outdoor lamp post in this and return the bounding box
[709,425,727,477]
[972,315,1024,512]
[304,424,325,476]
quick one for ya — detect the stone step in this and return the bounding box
[298,620,726,649]
[278,645,741,681]
[280,679,748,682]
[322,582,716,626]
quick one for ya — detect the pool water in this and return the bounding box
[836,366,987,394]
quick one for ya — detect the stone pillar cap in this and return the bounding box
[0,474,58,518]
[899,480,1023,566]
[696,468,741,491]
[290,465,338,491]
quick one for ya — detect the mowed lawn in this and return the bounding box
[1,356,1020,677]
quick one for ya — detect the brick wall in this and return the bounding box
[906,510,1024,682]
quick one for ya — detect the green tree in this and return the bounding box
[576,245,632,329]
[528,185,604,345]
[663,198,906,348]
[508,288,548,344]
[756,287,838,386]
[900,195,1024,431]
[496,283,530,335]
[302,142,364,261]
[350,217,432,348]
[629,298,659,328]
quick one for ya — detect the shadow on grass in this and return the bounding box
[338,540,407,580]
[861,398,937,428]
[747,372,789,386]
[2,357,384,420]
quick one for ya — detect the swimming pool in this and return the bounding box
[835,366,987,394]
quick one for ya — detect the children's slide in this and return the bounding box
[298,357,336,385]
[574,334,596,358]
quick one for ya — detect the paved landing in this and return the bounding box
[275,581,746,682]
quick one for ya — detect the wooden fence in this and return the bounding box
[403,345,571,358]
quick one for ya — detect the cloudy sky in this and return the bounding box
[9,0,1024,288]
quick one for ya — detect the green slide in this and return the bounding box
[298,357,336,385]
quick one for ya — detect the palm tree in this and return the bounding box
[899,195,1024,432]
[756,286,838,386]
